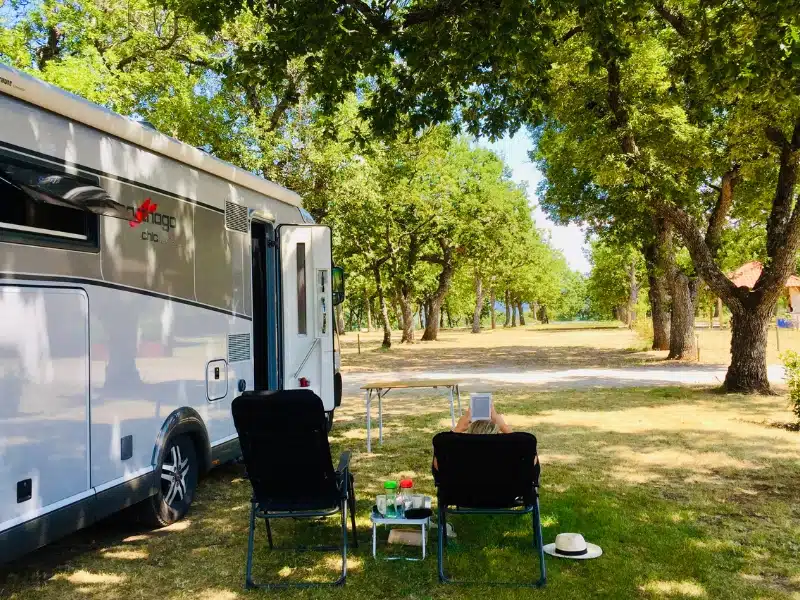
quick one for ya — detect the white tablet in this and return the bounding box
[470,392,492,421]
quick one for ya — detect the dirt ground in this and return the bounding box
[340,323,800,373]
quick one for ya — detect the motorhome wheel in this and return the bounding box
[140,435,198,526]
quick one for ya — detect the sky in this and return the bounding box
[479,133,591,274]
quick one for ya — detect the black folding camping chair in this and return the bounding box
[432,431,547,587]
[231,390,358,589]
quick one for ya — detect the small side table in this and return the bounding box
[370,510,431,561]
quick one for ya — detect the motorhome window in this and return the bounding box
[297,242,307,335]
[0,156,98,247]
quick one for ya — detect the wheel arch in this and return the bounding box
[153,407,212,475]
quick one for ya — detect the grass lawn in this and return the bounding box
[3,387,799,599]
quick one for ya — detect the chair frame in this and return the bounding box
[436,487,547,588]
[244,451,359,589]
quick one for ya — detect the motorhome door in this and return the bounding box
[277,225,334,409]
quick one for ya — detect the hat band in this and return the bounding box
[555,547,588,556]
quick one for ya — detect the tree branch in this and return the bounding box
[421,254,445,265]
[766,125,788,148]
[118,15,181,70]
[652,1,690,37]
[704,165,739,257]
[601,50,639,157]
[765,119,800,262]
[657,199,742,307]
[555,26,583,46]
[267,78,300,132]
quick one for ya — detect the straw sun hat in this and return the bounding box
[543,533,603,560]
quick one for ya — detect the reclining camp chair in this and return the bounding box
[231,389,358,589]
[432,431,546,587]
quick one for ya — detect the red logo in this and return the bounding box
[129,198,158,227]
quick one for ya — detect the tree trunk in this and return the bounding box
[504,290,511,327]
[667,272,697,360]
[372,265,392,348]
[627,257,638,328]
[447,308,453,329]
[419,308,424,329]
[724,306,771,393]
[490,289,497,329]
[400,294,415,343]
[422,243,456,341]
[648,278,670,350]
[472,275,483,333]
[366,295,373,332]
[511,302,518,327]
[540,305,549,324]
[644,227,671,350]
[336,304,345,335]
[717,298,724,328]
[517,301,526,326]
[532,302,539,324]
[395,300,404,332]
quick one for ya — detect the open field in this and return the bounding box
[2,386,799,600]
[340,323,800,373]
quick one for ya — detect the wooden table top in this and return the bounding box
[360,379,461,390]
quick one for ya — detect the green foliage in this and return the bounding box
[1,0,579,336]
[553,268,588,320]
[780,350,800,421]
[586,237,648,320]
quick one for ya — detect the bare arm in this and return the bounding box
[491,404,513,433]
[453,408,471,433]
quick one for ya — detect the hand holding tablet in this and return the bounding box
[469,392,492,421]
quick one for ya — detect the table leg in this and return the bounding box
[422,522,427,560]
[365,389,372,453]
[448,387,455,427]
[455,385,462,416]
[378,390,384,445]
[372,522,377,559]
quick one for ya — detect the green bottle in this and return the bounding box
[384,481,398,518]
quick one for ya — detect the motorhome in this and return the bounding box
[0,64,344,563]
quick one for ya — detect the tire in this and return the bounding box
[139,435,198,527]
[334,372,343,408]
[325,410,335,432]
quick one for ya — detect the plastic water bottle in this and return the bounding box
[384,481,398,518]
[400,479,413,516]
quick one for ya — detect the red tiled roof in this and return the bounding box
[727,261,800,288]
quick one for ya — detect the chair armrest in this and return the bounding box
[335,451,352,475]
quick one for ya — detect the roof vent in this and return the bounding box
[225,200,249,233]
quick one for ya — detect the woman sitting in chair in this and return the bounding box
[433,404,512,472]
[452,404,513,435]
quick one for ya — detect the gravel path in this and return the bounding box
[343,363,786,396]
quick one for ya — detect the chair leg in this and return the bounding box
[533,499,547,587]
[265,518,274,550]
[336,499,347,586]
[245,502,257,589]
[348,475,359,548]
[437,504,448,582]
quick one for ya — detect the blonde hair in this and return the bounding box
[466,420,500,435]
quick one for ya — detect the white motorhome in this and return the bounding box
[0,65,344,563]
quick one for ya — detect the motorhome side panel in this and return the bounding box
[0,287,90,531]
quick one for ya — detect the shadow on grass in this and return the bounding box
[2,388,799,600]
